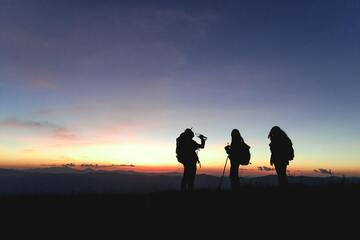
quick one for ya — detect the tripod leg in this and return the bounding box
[218,157,228,190]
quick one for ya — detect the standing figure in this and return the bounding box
[268,126,294,187]
[224,129,250,191]
[176,128,207,192]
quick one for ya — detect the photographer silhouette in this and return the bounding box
[176,128,207,192]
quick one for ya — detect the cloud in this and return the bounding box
[51,128,78,140]
[314,168,332,175]
[80,164,135,168]
[39,163,136,168]
[3,115,150,149]
[119,164,135,167]
[62,163,76,167]
[0,5,219,94]
[0,118,62,131]
[257,166,274,171]
[0,118,77,139]
[0,118,80,145]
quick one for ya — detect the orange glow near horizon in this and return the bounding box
[1,152,359,177]
[1,138,359,176]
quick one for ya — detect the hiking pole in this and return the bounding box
[218,156,229,190]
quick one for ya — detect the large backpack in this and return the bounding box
[239,144,251,165]
[176,134,185,163]
[288,144,294,161]
[176,134,200,165]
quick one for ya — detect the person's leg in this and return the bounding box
[281,164,288,186]
[181,164,189,192]
[275,162,288,187]
[229,162,240,191]
[187,163,197,191]
[274,163,281,183]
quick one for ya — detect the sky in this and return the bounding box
[0,0,359,176]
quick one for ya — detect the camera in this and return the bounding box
[196,133,207,140]
[224,144,231,154]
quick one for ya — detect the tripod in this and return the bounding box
[218,156,229,190]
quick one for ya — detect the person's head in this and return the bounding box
[183,128,195,139]
[268,126,290,142]
[231,129,244,143]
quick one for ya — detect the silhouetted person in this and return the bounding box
[224,129,251,191]
[176,128,206,192]
[268,126,294,188]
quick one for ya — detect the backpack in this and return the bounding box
[176,134,201,166]
[239,144,251,165]
[227,143,251,165]
[288,144,294,161]
[176,134,185,163]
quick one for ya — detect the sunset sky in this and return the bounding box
[1,0,359,176]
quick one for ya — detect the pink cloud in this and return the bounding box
[96,123,145,142]
[17,120,147,149]
[0,118,82,147]
[12,64,60,91]
[0,118,61,131]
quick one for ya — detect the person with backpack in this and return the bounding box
[224,129,251,191]
[268,126,294,188]
[176,128,207,192]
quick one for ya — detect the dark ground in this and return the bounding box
[1,184,359,236]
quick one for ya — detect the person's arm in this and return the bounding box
[194,137,206,149]
[199,138,205,149]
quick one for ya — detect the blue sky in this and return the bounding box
[0,0,359,175]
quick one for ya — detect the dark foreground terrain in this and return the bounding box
[1,184,359,236]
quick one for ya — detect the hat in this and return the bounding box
[184,128,194,138]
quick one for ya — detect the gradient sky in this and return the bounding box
[1,0,359,176]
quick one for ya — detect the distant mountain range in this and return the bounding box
[0,167,359,195]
